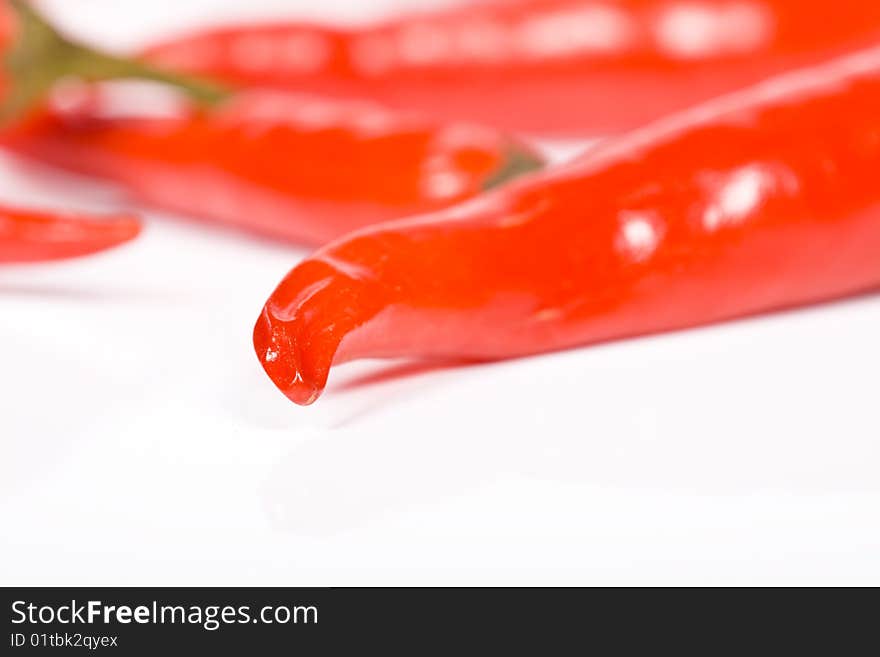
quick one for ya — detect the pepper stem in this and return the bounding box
[1,0,230,123]
[483,146,545,191]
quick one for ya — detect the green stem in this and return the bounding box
[483,146,545,191]
[1,0,231,124]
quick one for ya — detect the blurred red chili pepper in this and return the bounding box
[144,0,880,135]
[253,44,880,405]
[0,1,542,245]
[0,3,141,264]
[0,203,140,263]
[3,93,541,245]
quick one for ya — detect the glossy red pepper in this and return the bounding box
[253,44,880,405]
[0,4,141,264]
[0,1,541,245]
[143,0,880,136]
[3,93,540,244]
[0,203,140,263]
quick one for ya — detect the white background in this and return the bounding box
[1,0,879,586]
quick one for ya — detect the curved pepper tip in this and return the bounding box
[104,214,143,244]
[74,213,142,257]
[253,307,324,406]
[0,207,143,263]
[252,256,392,406]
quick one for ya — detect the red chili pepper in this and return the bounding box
[143,0,880,135]
[0,4,141,264]
[4,93,541,245]
[0,203,140,263]
[0,1,542,245]
[253,44,880,405]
